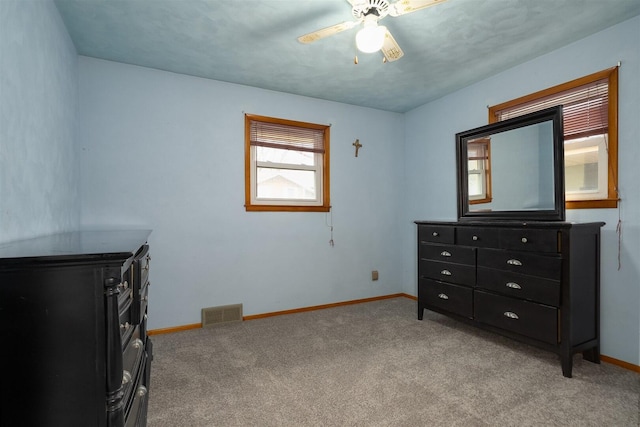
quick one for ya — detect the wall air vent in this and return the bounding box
[201,304,243,327]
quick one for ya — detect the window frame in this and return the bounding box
[488,67,618,209]
[467,138,492,205]
[244,114,331,212]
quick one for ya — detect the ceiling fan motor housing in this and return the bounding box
[352,0,390,20]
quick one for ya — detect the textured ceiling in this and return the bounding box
[54,0,640,113]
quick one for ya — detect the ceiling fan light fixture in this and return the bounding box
[355,22,386,53]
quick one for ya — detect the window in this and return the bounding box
[488,67,618,209]
[468,138,492,204]
[244,114,330,212]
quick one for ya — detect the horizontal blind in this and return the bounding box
[468,142,488,160]
[495,79,608,138]
[250,120,325,153]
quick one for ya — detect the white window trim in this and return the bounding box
[250,148,324,206]
[564,134,608,201]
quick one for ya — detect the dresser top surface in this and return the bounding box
[414,220,605,229]
[0,230,152,264]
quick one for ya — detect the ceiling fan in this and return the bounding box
[297,0,447,62]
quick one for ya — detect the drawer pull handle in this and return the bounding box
[432,231,439,237]
[472,235,478,241]
[440,269,452,276]
[120,321,130,331]
[506,259,522,266]
[137,385,148,397]
[506,282,522,290]
[122,370,131,385]
[438,293,449,300]
[504,311,519,319]
[521,237,528,243]
[118,280,129,290]
[440,251,452,257]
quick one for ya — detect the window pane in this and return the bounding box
[256,146,315,166]
[564,134,607,200]
[256,168,317,200]
[468,159,481,172]
[469,172,483,197]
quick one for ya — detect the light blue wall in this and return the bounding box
[0,0,79,243]
[3,1,638,366]
[78,58,405,330]
[403,16,640,365]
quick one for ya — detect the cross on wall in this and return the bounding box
[353,139,362,157]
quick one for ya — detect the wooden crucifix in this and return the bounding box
[353,139,362,157]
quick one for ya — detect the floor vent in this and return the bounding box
[202,304,243,327]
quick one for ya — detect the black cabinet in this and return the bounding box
[416,221,603,377]
[0,230,152,426]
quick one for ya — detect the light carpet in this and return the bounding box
[148,297,639,426]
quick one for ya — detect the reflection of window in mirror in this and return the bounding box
[468,138,492,204]
[488,67,618,209]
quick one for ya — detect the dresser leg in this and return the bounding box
[561,354,573,378]
[418,303,424,320]
[583,346,600,364]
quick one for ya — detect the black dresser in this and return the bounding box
[0,230,152,426]
[416,221,604,377]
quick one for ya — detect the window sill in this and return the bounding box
[245,205,331,212]
[566,198,618,209]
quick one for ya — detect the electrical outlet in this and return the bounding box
[371,270,379,281]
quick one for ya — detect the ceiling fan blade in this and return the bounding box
[388,0,447,17]
[297,20,360,44]
[380,28,404,62]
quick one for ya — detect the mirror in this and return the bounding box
[457,106,565,221]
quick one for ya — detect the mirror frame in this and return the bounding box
[456,106,565,221]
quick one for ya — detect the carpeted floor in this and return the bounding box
[147,297,639,426]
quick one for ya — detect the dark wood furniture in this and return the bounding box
[0,230,152,426]
[416,220,603,377]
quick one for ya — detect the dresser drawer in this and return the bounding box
[419,278,473,318]
[477,248,561,280]
[117,279,132,309]
[122,327,146,417]
[477,267,560,307]
[119,296,134,346]
[131,278,149,325]
[125,373,149,427]
[457,227,499,248]
[474,290,558,345]
[420,259,475,286]
[420,243,475,265]
[138,281,149,324]
[418,225,455,244]
[499,228,559,253]
[133,245,151,291]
